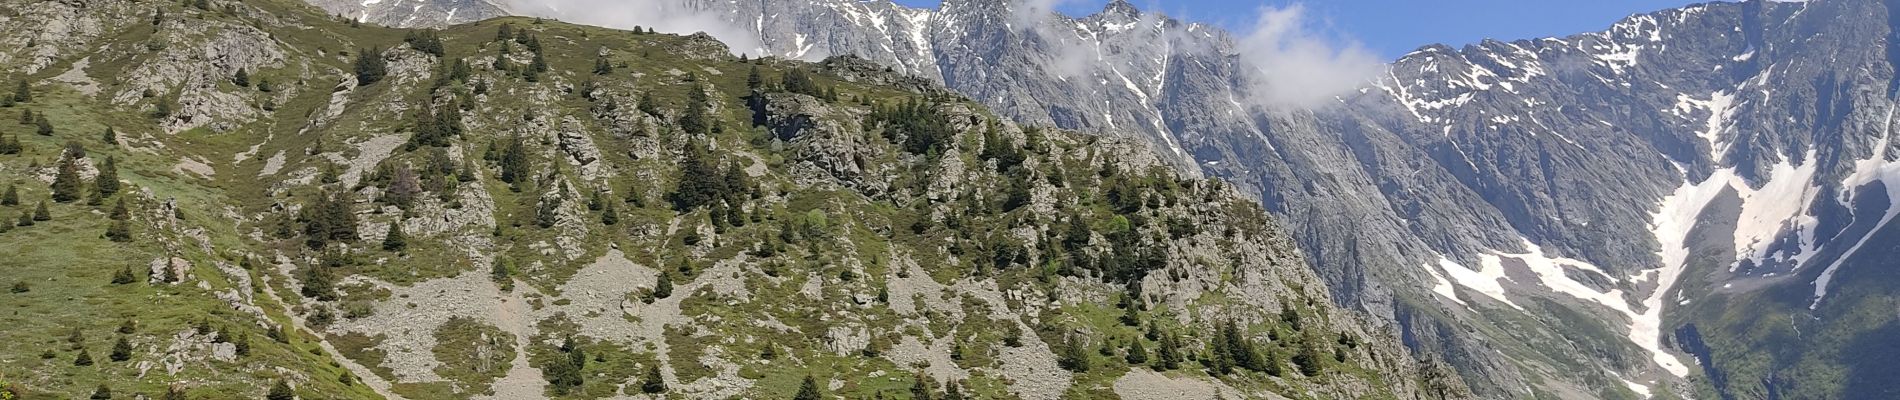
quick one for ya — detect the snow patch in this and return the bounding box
[1427,257,1469,306]
[1815,106,1900,308]
[1438,255,1522,310]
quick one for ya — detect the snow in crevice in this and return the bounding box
[1672,91,1738,160]
[1635,149,1819,376]
[1814,105,1900,309]
[1640,170,1730,378]
[1427,257,1469,306]
[1728,153,1821,272]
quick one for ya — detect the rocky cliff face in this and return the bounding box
[0,0,1466,398]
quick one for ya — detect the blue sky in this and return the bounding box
[892,0,1702,60]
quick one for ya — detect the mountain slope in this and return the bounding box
[0,0,1465,399]
[315,0,1900,398]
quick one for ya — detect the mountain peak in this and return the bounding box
[1102,0,1139,18]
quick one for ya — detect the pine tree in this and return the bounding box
[546,336,585,394]
[233,68,251,87]
[88,384,109,400]
[535,193,561,229]
[593,55,613,75]
[1057,334,1091,372]
[0,185,14,206]
[679,82,710,135]
[909,373,936,400]
[943,380,965,400]
[74,348,94,366]
[793,375,822,400]
[109,337,132,362]
[300,266,336,301]
[96,156,120,197]
[354,47,387,85]
[498,136,531,191]
[668,141,721,211]
[491,258,514,291]
[653,271,673,299]
[1126,339,1149,365]
[600,200,618,226]
[0,131,20,154]
[15,211,30,227]
[1120,298,1142,327]
[118,319,137,334]
[746,65,764,91]
[1154,331,1182,371]
[303,191,358,249]
[11,81,28,103]
[266,380,294,400]
[101,127,117,145]
[111,267,136,284]
[105,217,131,243]
[1293,332,1325,377]
[109,197,129,220]
[31,201,49,221]
[51,157,82,202]
[640,364,666,393]
[34,113,52,136]
[381,222,406,251]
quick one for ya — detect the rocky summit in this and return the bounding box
[0,0,1470,399]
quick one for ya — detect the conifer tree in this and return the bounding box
[88,384,109,400]
[943,380,964,400]
[31,201,49,221]
[233,68,250,87]
[746,65,764,91]
[1293,332,1325,377]
[51,157,82,202]
[355,47,387,85]
[910,373,936,400]
[640,364,666,393]
[679,82,710,135]
[35,113,52,136]
[266,380,294,400]
[12,81,28,103]
[109,197,129,220]
[111,267,136,284]
[96,156,120,197]
[0,185,14,206]
[1126,339,1149,365]
[101,127,117,145]
[1057,334,1091,372]
[653,271,673,299]
[107,218,133,243]
[109,337,132,362]
[793,375,822,400]
[0,131,20,154]
[74,348,94,366]
[15,211,31,227]
[600,200,618,226]
[300,266,336,301]
[593,55,613,75]
[1154,331,1182,371]
[381,222,406,252]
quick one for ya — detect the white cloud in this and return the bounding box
[1234,4,1382,109]
[1009,0,1081,27]
[499,0,765,56]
